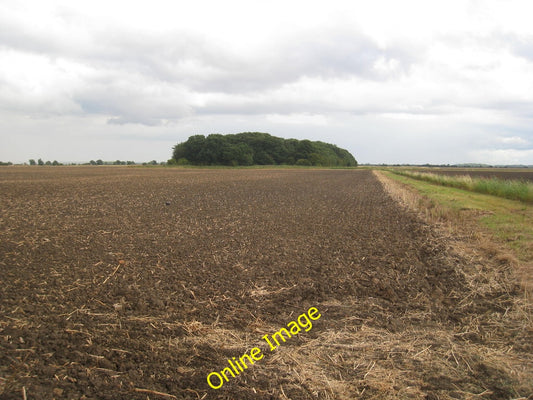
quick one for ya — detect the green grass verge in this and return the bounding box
[390,169,533,203]
[382,171,533,263]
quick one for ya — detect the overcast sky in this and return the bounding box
[1,0,533,164]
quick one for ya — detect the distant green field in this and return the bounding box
[388,169,533,203]
[387,166,533,182]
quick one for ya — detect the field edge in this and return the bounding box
[374,169,533,294]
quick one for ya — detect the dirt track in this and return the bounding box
[0,167,531,399]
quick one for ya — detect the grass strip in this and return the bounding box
[381,171,533,264]
[389,169,533,203]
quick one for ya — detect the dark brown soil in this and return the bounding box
[1,167,531,399]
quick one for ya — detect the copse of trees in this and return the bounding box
[171,132,357,167]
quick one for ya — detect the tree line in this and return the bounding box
[29,159,62,166]
[26,159,162,166]
[171,132,357,167]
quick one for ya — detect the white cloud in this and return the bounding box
[266,113,328,126]
[497,136,529,145]
[468,148,533,165]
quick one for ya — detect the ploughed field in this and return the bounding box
[1,167,531,399]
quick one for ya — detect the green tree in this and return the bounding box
[296,158,312,166]
[202,134,226,164]
[254,150,275,165]
[294,140,314,160]
[220,143,253,165]
[173,135,206,164]
[29,159,36,165]
[38,158,44,166]
[308,153,324,166]
[96,159,103,165]
[171,133,357,167]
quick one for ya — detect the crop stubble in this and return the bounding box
[0,167,531,399]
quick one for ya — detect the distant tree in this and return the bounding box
[296,158,312,166]
[172,132,357,167]
[149,160,158,165]
[308,153,324,166]
[167,158,178,165]
[294,140,314,161]
[226,143,253,166]
[45,160,52,166]
[38,158,44,166]
[96,159,103,165]
[254,151,275,165]
[113,160,121,165]
[126,161,135,165]
[173,135,206,164]
[89,160,96,165]
[285,156,296,165]
[52,160,59,166]
[29,159,36,165]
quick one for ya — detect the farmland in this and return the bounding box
[1,167,531,399]
[385,169,533,203]
[399,167,533,182]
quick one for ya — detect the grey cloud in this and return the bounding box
[195,98,333,116]
[0,15,58,54]
[441,30,533,64]
[67,29,386,94]
[278,30,415,79]
[471,30,533,63]
[79,26,416,94]
[1,13,420,125]
[477,99,533,120]
[195,98,451,119]
[510,35,533,62]
[172,28,418,94]
[80,31,417,123]
[73,78,192,125]
[0,10,97,60]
